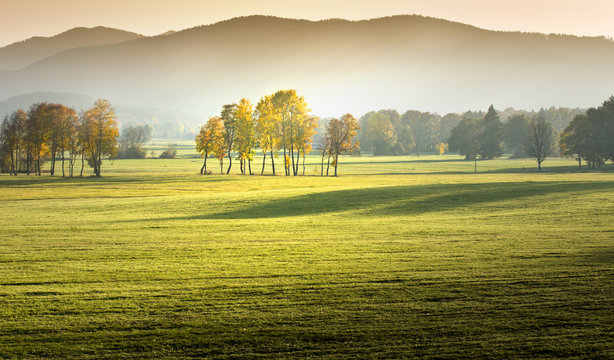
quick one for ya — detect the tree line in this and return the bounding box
[0,99,119,176]
[357,106,583,158]
[195,90,359,176]
[560,96,614,169]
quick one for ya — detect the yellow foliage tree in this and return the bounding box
[195,116,224,175]
[256,95,280,175]
[81,99,119,177]
[234,98,256,175]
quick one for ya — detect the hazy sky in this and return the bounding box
[1,0,613,47]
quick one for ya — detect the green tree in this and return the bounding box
[478,105,504,159]
[524,117,556,171]
[503,114,531,158]
[402,110,437,156]
[447,116,479,160]
[360,112,395,155]
[117,124,152,159]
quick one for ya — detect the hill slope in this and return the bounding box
[1,15,613,116]
[0,26,143,70]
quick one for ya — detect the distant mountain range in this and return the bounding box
[1,15,613,120]
[0,26,143,70]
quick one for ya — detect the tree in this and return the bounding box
[26,103,52,175]
[402,110,437,155]
[503,114,531,158]
[447,116,479,160]
[234,98,256,175]
[478,105,504,159]
[255,95,280,175]
[326,114,360,176]
[360,112,395,155]
[81,99,119,176]
[221,103,238,175]
[271,90,310,176]
[195,116,224,175]
[159,144,177,159]
[297,115,319,175]
[1,110,27,175]
[524,117,556,171]
[117,124,152,159]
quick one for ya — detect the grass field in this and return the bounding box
[0,153,613,358]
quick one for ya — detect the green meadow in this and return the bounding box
[0,152,613,358]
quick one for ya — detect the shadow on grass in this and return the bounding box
[0,174,231,187]
[130,180,614,221]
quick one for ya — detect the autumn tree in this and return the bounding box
[24,103,51,175]
[221,103,238,175]
[1,110,27,175]
[326,114,360,176]
[524,117,556,171]
[271,90,310,176]
[234,98,256,175]
[297,115,319,175]
[255,95,279,175]
[81,99,119,176]
[195,116,224,175]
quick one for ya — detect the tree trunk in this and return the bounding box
[248,159,252,175]
[62,148,65,177]
[294,149,300,176]
[226,143,233,175]
[10,151,15,176]
[205,153,212,175]
[321,155,324,176]
[578,158,581,169]
[283,146,288,176]
[326,155,331,176]
[80,153,85,177]
[261,151,267,175]
[302,152,305,176]
[270,150,276,175]
[538,160,542,171]
[334,153,339,176]
[220,159,224,174]
[50,152,55,176]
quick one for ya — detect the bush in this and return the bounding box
[159,145,177,159]
[116,146,147,159]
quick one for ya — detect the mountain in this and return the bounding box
[1,15,613,117]
[0,26,143,70]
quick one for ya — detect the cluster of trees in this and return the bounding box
[357,107,582,158]
[560,96,614,168]
[447,105,558,170]
[196,89,359,176]
[116,124,152,159]
[0,99,119,176]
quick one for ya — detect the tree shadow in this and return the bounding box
[128,180,614,221]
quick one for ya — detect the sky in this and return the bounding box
[1,0,614,47]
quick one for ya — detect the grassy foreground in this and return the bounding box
[0,155,613,358]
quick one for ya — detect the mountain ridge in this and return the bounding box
[1,15,613,116]
[0,26,143,70]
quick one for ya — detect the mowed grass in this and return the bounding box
[0,154,613,358]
